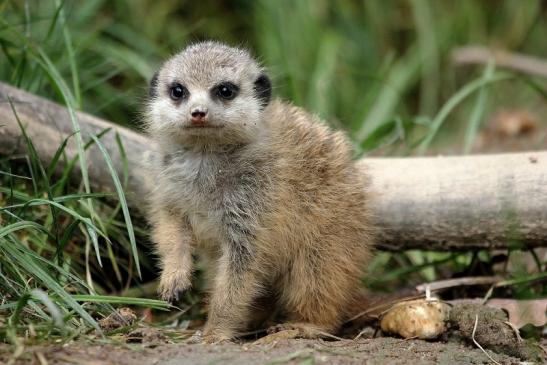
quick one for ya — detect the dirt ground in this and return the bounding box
[1,337,529,365]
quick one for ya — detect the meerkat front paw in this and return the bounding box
[158,268,192,302]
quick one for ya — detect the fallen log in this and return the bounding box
[1,81,546,250]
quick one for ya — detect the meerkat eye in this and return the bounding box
[214,82,239,100]
[169,83,188,101]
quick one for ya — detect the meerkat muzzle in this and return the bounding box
[190,107,208,125]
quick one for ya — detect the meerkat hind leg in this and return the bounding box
[253,251,353,345]
[202,259,263,343]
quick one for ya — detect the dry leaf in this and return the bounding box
[486,299,547,329]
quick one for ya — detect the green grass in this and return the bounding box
[0,100,169,344]
[1,0,546,346]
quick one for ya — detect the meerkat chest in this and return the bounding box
[160,151,241,242]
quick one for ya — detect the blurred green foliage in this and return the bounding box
[2,0,546,150]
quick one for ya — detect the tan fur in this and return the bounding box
[145,42,374,342]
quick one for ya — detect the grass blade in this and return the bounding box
[0,220,52,239]
[90,135,140,277]
[54,0,81,107]
[418,73,512,154]
[463,60,495,154]
[71,295,170,311]
[3,242,101,332]
[410,0,440,116]
[0,192,113,211]
[355,46,422,143]
[31,289,64,328]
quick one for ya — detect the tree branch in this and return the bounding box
[452,46,547,78]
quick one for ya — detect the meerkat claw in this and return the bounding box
[173,288,185,302]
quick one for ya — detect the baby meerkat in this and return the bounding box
[145,41,374,343]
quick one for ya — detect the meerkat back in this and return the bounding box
[144,41,374,343]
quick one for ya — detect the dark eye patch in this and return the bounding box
[254,74,271,108]
[149,72,159,98]
[169,83,189,101]
[213,82,239,101]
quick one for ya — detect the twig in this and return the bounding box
[452,46,547,79]
[482,285,494,304]
[503,321,522,343]
[35,352,49,365]
[472,314,501,365]
[353,328,368,341]
[7,344,25,365]
[346,294,425,323]
[318,331,344,341]
[416,276,502,293]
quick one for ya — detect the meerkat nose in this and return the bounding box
[190,107,208,124]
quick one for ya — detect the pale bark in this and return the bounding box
[1,81,546,250]
[452,46,547,78]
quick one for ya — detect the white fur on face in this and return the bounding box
[146,42,265,150]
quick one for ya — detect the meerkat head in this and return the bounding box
[145,41,271,149]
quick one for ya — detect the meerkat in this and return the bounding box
[144,41,374,343]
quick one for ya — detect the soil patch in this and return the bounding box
[1,337,525,365]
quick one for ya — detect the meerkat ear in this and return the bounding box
[254,73,271,108]
[149,71,159,98]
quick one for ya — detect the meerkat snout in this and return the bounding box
[190,106,208,125]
